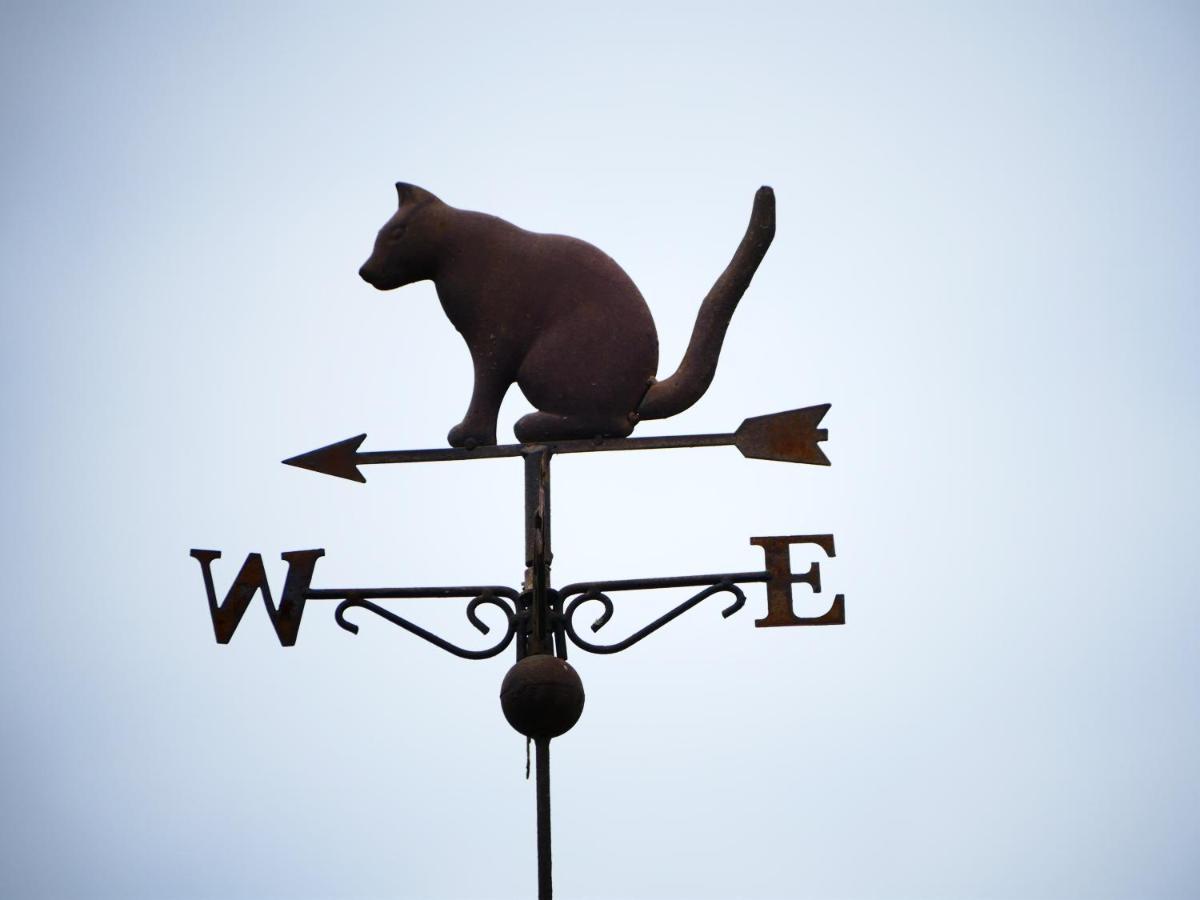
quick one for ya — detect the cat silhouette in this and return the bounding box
[359,183,775,447]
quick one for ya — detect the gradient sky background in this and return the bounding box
[2,2,1198,898]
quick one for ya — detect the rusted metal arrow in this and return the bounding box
[282,404,831,483]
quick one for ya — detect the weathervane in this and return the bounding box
[191,183,845,899]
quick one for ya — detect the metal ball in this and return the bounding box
[499,654,585,739]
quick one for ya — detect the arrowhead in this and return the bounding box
[282,434,368,482]
[734,405,831,465]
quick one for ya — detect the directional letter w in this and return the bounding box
[189,549,325,646]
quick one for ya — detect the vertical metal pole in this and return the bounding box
[524,447,554,898]
[535,736,552,900]
[523,447,552,655]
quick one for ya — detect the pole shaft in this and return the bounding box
[525,449,555,898]
[536,736,552,900]
[523,448,552,655]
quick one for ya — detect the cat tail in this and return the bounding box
[637,186,776,421]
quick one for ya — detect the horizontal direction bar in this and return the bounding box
[306,585,519,600]
[306,568,813,603]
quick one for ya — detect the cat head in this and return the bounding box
[358,183,444,290]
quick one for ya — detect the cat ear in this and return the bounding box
[396,182,438,207]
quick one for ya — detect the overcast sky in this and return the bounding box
[2,2,1198,898]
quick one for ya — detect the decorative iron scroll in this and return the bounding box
[334,587,522,660]
[556,573,761,654]
[319,553,835,660]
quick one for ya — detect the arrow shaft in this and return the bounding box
[356,431,736,467]
[283,405,828,481]
[558,432,733,454]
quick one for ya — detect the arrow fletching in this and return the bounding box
[282,434,368,483]
[734,405,831,465]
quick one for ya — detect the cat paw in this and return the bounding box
[448,422,496,449]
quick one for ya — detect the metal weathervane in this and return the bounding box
[191,183,845,899]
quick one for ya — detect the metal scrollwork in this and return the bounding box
[335,588,521,659]
[559,580,747,654]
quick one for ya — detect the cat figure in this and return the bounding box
[359,183,775,447]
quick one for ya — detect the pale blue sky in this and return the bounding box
[2,2,1198,898]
